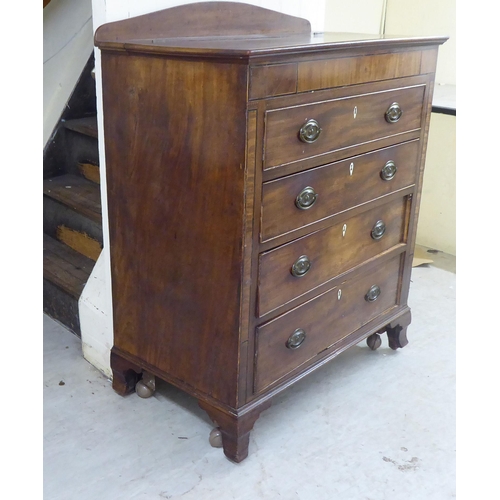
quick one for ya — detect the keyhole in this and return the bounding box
[342,223,347,237]
[353,106,358,119]
[349,162,354,176]
[338,289,342,300]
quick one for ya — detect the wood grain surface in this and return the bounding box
[258,196,408,316]
[254,254,402,393]
[261,140,419,242]
[264,84,425,169]
[102,52,247,407]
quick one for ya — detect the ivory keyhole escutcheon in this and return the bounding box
[353,106,358,119]
[349,162,354,176]
[342,223,347,237]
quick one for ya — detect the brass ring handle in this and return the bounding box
[295,186,318,210]
[371,220,386,240]
[286,328,306,349]
[299,119,322,143]
[380,160,397,181]
[291,255,311,277]
[365,285,381,302]
[385,102,403,123]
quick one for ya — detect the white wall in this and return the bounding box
[324,0,455,86]
[385,0,455,85]
[93,0,325,31]
[83,0,325,376]
[415,113,456,255]
[43,0,94,146]
[324,0,386,34]
[384,0,456,254]
[324,0,456,255]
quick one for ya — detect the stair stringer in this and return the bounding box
[78,48,113,377]
[79,248,113,378]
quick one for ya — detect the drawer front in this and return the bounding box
[254,254,402,393]
[258,196,407,316]
[261,140,419,242]
[264,84,425,170]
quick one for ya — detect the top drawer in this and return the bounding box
[264,84,425,170]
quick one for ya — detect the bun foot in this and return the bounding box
[135,371,156,398]
[367,333,382,350]
[209,428,223,448]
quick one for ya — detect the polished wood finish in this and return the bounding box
[264,83,425,169]
[95,2,310,46]
[249,63,298,99]
[261,140,419,242]
[95,2,446,463]
[258,196,408,316]
[297,50,423,91]
[102,53,247,407]
[255,254,402,393]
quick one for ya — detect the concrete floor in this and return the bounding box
[44,253,455,500]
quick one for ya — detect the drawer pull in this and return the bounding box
[371,220,386,240]
[365,285,381,302]
[385,102,403,123]
[299,119,322,143]
[295,186,318,210]
[291,255,311,277]
[380,160,397,181]
[286,328,306,349]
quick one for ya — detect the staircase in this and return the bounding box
[43,54,102,336]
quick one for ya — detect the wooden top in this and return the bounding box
[94,2,447,59]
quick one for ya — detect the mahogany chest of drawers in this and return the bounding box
[95,2,447,462]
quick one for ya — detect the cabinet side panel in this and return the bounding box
[101,53,247,406]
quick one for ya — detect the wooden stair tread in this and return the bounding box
[43,234,94,299]
[63,116,98,138]
[43,174,102,224]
